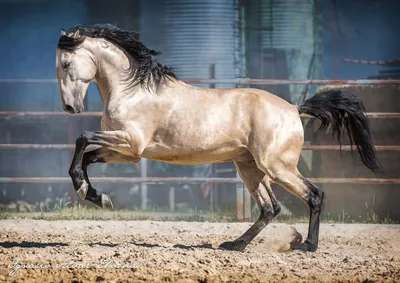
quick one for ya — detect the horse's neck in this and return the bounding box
[92,41,196,109]
[94,44,140,107]
[96,74,134,103]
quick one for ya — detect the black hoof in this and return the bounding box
[219,240,247,251]
[292,241,317,252]
[86,193,114,209]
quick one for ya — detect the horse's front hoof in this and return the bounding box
[219,240,247,251]
[292,241,317,252]
[101,193,114,209]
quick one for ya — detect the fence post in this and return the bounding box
[210,63,216,212]
[140,158,148,210]
[236,170,252,222]
[236,170,244,221]
[169,187,175,212]
[244,183,251,221]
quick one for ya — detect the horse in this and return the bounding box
[55,24,381,252]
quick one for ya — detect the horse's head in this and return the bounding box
[56,24,177,111]
[56,29,96,114]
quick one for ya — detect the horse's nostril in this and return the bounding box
[64,104,75,114]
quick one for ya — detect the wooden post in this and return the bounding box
[140,158,147,210]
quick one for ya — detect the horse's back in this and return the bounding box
[220,87,301,125]
[230,87,297,112]
[223,87,304,153]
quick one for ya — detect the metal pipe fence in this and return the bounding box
[1,111,399,118]
[1,78,399,220]
[0,177,399,184]
[1,144,400,151]
[1,78,400,85]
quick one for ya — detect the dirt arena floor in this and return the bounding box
[0,220,399,282]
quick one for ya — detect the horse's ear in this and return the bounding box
[60,29,67,36]
[72,29,80,39]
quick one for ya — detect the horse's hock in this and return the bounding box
[309,85,400,221]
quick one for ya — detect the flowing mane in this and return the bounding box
[57,24,176,92]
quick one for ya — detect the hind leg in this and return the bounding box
[255,155,324,252]
[295,177,324,251]
[219,161,281,251]
[251,128,324,252]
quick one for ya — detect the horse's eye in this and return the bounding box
[62,62,71,69]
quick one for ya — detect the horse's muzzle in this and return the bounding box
[63,104,83,114]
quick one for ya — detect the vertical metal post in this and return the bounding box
[140,158,148,210]
[244,183,252,222]
[239,0,247,80]
[269,0,273,48]
[236,170,244,221]
[169,187,175,212]
[236,170,252,222]
[209,63,216,212]
[67,117,77,203]
[210,184,214,212]
[209,64,216,89]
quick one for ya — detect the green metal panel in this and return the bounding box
[246,0,314,50]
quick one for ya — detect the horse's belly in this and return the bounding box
[141,144,249,165]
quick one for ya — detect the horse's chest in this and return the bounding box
[100,111,127,131]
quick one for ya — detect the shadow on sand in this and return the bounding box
[0,241,68,248]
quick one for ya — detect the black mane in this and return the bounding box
[57,24,176,92]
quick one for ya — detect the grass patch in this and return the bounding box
[0,207,397,224]
[0,195,397,224]
[0,206,237,222]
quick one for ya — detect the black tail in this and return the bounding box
[298,89,381,173]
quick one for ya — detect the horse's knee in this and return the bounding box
[69,167,81,178]
[76,131,94,146]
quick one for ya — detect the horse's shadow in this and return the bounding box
[0,241,68,248]
[99,242,215,250]
[88,242,119,247]
[0,241,214,250]
[172,243,214,250]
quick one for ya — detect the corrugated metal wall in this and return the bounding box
[163,0,240,88]
[245,0,317,103]
[259,0,314,49]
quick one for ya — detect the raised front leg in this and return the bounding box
[69,130,136,209]
[79,147,141,208]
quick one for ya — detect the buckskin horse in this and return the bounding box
[55,24,380,252]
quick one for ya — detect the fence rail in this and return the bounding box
[1,144,399,151]
[1,77,399,220]
[1,78,400,85]
[1,111,399,118]
[0,177,399,184]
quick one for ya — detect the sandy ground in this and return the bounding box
[0,220,399,282]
